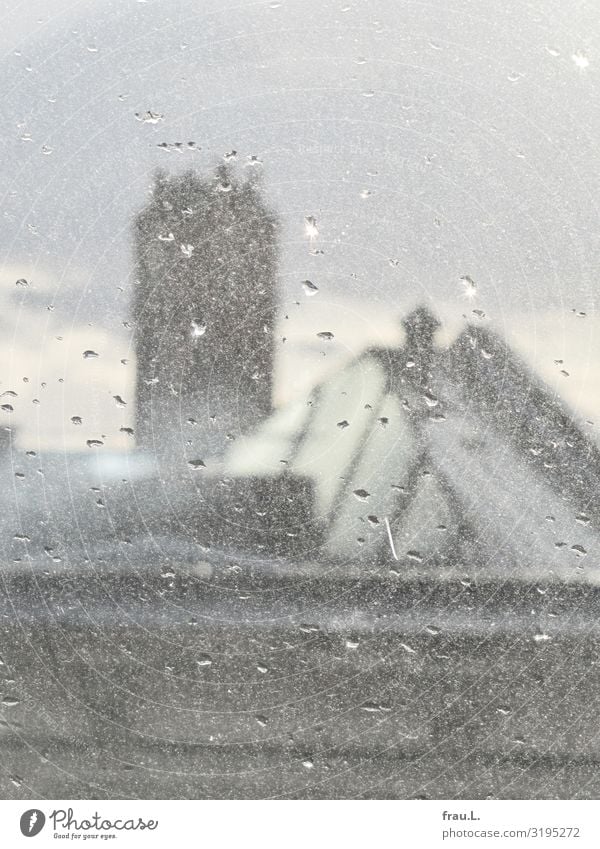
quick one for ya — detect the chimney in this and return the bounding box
[401,305,440,385]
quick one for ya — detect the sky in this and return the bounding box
[1,0,599,450]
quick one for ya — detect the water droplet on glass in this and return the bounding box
[70,416,82,425]
[83,350,99,359]
[572,51,589,69]
[316,331,334,341]
[304,216,319,240]
[353,488,370,501]
[113,395,127,408]
[302,280,319,296]
[460,275,477,299]
[187,459,206,470]
[191,320,206,338]
[135,110,164,124]
[533,631,552,643]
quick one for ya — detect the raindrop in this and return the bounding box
[113,395,127,408]
[196,654,213,667]
[406,550,423,562]
[70,416,82,425]
[191,320,206,338]
[316,331,334,341]
[302,280,319,296]
[188,459,206,470]
[533,631,552,642]
[571,544,587,556]
[180,243,194,257]
[135,110,164,124]
[256,663,269,674]
[361,702,383,713]
[353,489,370,501]
[86,439,104,448]
[304,216,319,239]
[337,420,350,429]
[1,696,19,707]
[15,278,29,287]
[545,45,560,57]
[460,275,477,299]
[83,350,99,359]
[345,638,360,649]
[572,51,589,69]
[1,405,13,413]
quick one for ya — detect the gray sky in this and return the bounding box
[1,0,600,448]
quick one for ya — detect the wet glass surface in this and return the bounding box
[1,0,600,799]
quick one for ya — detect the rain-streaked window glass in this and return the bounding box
[1,0,599,802]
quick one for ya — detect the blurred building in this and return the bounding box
[224,306,600,577]
[132,166,278,465]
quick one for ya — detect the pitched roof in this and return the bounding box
[225,306,600,580]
